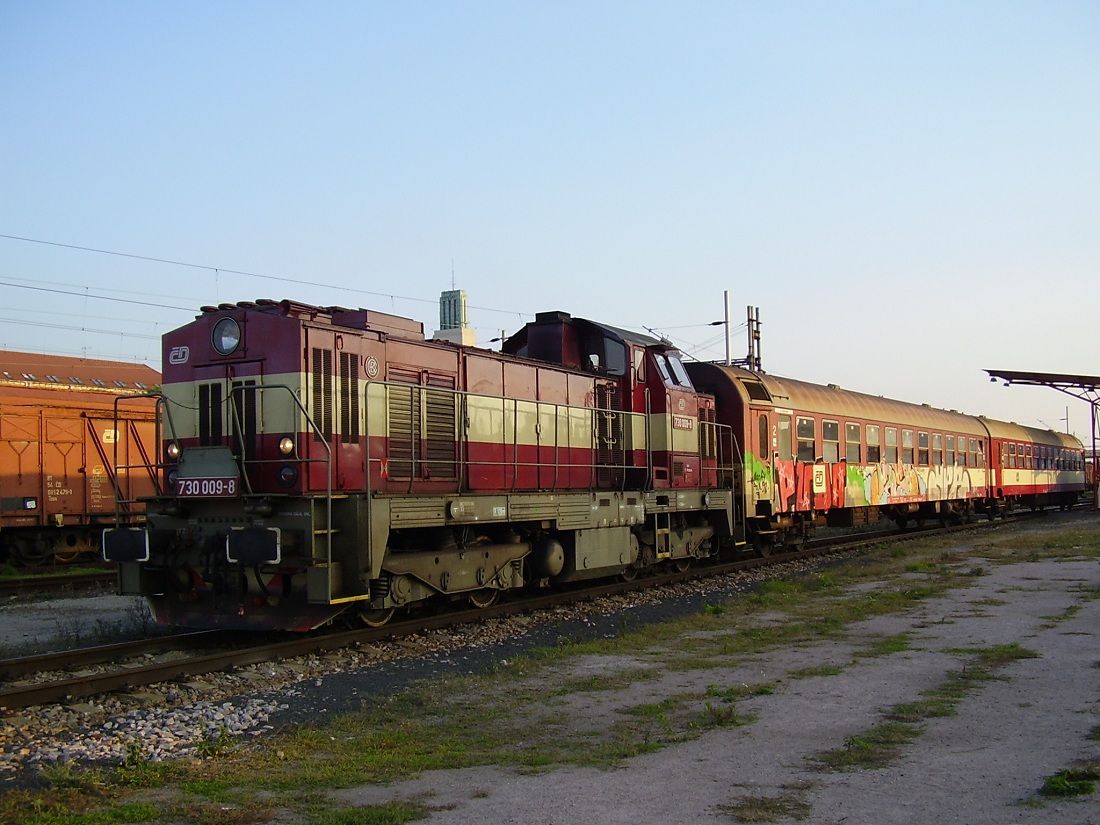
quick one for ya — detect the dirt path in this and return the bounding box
[334,525,1100,824]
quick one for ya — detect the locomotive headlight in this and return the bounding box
[278,436,295,455]
[166,441,181,459]
[278,465,299,487]
[211,317,241,356]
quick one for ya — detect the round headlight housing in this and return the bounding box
[211,317,241,356]
[166,441,181,460]
[278,436,295,455]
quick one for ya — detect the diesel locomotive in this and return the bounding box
[103,300,1087,631]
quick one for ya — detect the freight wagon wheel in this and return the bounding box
[53,533,93,565]
[10,537,50,566]
[467,588,499,609]
[359,607,395,628]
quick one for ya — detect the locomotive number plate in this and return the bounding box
[175,477,239,497]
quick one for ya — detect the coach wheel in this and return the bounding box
[467,588,499,609]
[621,565,639,582]
[359,607,395,628]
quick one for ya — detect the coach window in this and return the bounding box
[1025,445,1033,469]
[1008,443,1016,468]
[958,435,969,466]
[796,417,816,462]
[823,420,840,463]
[946,435,955,465]
[917,432,930,465]
[758,414,768,460]
[885,428,898,463]
[902,430,914,464]
[778,414,793,461]
[846,423,861,463]
[867,425,881,462]
[932,433,943,465]
[972,439,984,468]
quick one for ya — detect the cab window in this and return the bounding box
[667,355,693,388]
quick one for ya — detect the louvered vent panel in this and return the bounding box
[312,348,333,441]
[339,352,359,444]
[424,376,456,478]
[386,373,419,478]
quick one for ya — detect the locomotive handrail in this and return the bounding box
[225,383,333,566]
[110,392,171,529]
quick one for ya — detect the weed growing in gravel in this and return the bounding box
[858,633,912,657]
[195,726,233,759]
[816,643,1039,770]
[307,801,428,825]
[786,663,846,679]
[1038,763,1100,797]
[719,790,812,822]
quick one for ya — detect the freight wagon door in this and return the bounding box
[0,411,43,526]
[42,414,86,520]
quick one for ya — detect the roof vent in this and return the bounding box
[827,383,840,390]
[218,303,235,311]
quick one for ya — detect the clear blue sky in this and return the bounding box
[1,2,1097,434]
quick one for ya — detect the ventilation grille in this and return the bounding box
[311,348,333,442]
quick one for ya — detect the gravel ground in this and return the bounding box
[2,512,1098,825]
[0,591,152,655]
[328,518,1100,825]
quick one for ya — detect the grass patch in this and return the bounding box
[308,801,429,825]
[1039,763,1100,797]
[859,633,912,657]
[817,643,1040,771]
[787,663,846,679]
[719,791,812,822]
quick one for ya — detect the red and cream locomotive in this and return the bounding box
[104,299,1087,631]
[105,301,738,630]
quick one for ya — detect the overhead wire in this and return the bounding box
[1,232,748,357]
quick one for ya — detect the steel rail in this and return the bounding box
[0,571,116,596]
[0,631,226,680]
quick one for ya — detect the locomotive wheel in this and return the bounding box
[674,557,692,572]
[359,607,395,627]
[468,588,499,609]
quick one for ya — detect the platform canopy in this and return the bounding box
[984,370,1100,404]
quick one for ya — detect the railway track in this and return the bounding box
[0,571,116,597]
[0,510,1066,711]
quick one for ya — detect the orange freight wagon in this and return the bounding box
[0,351,161,564]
